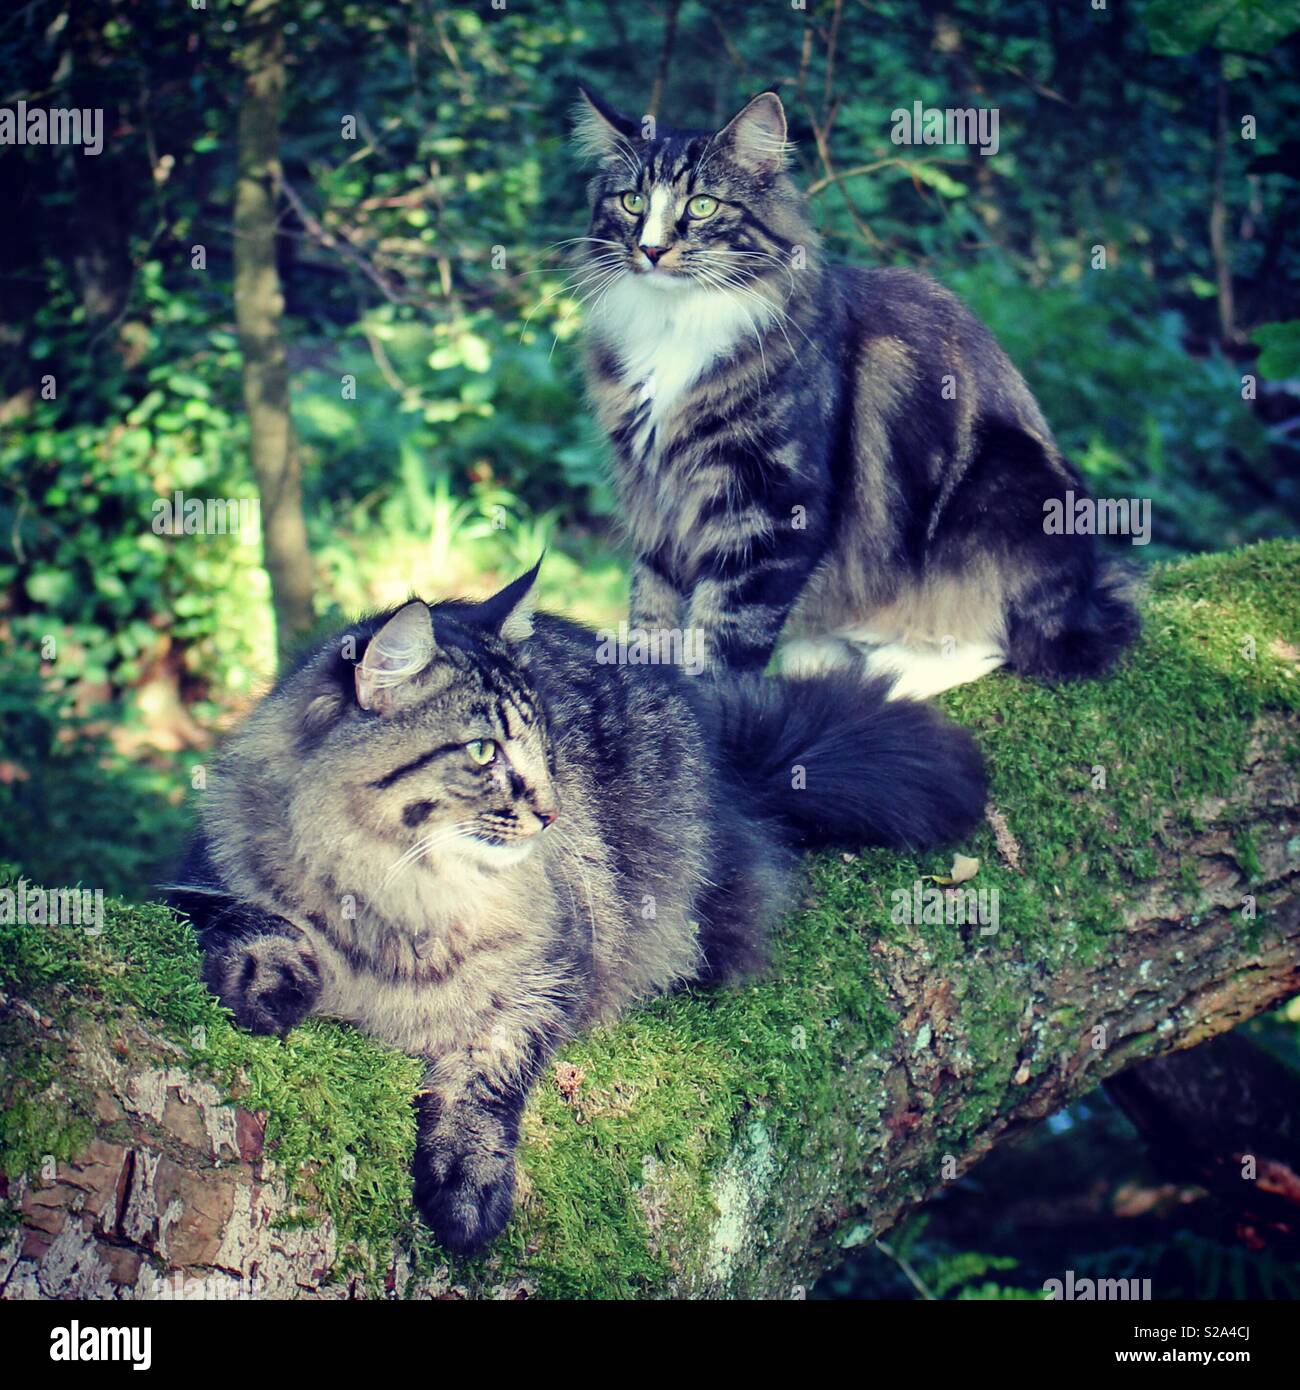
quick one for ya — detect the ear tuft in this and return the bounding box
[355,601,436,714]
[500,604,534,644]
[475,556,543,644]
[572,84,639,164]
[716,91,789,174]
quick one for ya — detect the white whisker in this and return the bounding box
[383,821,475,886]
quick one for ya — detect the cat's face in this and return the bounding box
[295,566,560,876]
[572,88,807,296]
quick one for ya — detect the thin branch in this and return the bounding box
[276,174,438,310]
[875,1240,937,1301]
[822,0,843,115]
[802,99,885,251]
[805,155,966,198]
[360,322,409,395]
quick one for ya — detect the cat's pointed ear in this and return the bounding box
[715,90,789,174]
[355,601,436,714]
[572,84,639,163]
[474,556,543,643]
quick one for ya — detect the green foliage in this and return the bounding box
[1253,320,1300,378]
[1142,0,1300,56]
[0,649,191,899]
[949,266,1290,556]
[3,0,1297,792]
[1072,1230,1300,1300]
[870,1217,1042,1300]
[827,1104,1300,1300]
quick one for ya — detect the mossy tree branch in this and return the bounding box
[1,543,1298,1299]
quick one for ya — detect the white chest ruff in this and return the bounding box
[592,276,772,463]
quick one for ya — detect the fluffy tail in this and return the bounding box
[709,671,987,852]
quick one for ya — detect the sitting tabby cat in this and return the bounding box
[169,563,985,1253]
[573,87,1140,698]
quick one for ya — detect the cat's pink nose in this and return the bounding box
[537,808,559,829]
[640,244,667,264]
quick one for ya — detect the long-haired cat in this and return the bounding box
[168,563,985,1253]
[572,87,1140,699]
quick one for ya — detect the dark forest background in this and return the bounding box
[1,0,1298,1298]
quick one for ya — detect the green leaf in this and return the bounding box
[1252,320,1300,379]
[908,163,969,199]
[1142,0,1300,54]
[1217,0,1300,52]
[26,570,74,606]
[1141,0,1233,54]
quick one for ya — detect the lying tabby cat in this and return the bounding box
[169,563,985,1253]
[573,86,1140,698]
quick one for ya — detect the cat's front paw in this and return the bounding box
[204,930,322,1037]
[413,1146,516,1255]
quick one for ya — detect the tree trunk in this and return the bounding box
[67,4,133,332]
[1,544,1297,1299]
[234,0,314,662]
[646,0,682,121]
[1106,1033,1300,1256]
[1210,59,1239,347]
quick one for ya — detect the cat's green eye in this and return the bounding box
[686,195,719,219]
[620,191,646,215]
[466,739,497,766]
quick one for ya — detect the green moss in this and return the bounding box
[0,1011,96,1202]
[0,884,422,1273]
[1234,826,1263,882]
[2,541,1297,1295]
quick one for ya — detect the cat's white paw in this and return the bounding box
[777,636,857,678]
[864,642,1005,701]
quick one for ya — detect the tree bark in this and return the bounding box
[67,5,133,332]
[1106,1033,1300,1256]
[646,0,682,121]
[234,0,314,662]
[1210,59,1239,347]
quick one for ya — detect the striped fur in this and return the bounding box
[168,564,985,1253]
[574,88,1140,694]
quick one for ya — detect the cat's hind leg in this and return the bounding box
[1004,559,1140,682]
[693,819,794,985]
[936,419,1141,681]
